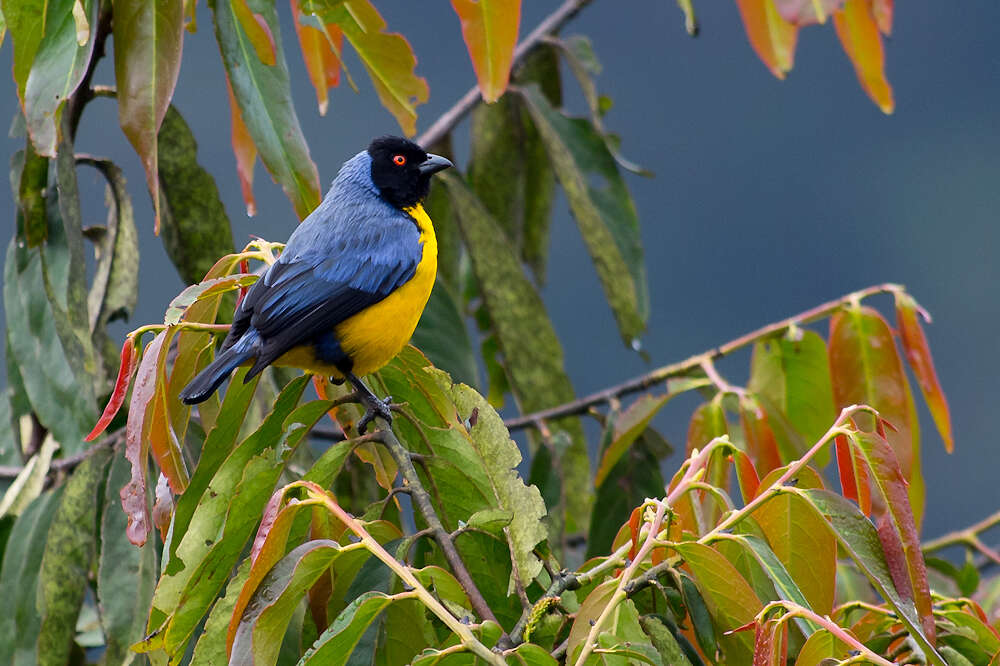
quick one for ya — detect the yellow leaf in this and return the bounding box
[449,0,521,102]
[735,0,798,79]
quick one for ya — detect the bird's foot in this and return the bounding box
[358,395,393,434]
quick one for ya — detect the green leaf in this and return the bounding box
[22,0,97,156]
[81,159,139,336]
[710,532,820,635]
[153,394,330,656]
[566,579,652,664]
[98,452,158,664]
[298,590,401,664]
[679,572,716,660]
[37,448,112,665]
[594,389,683,487]
[639,615,694,666]
[229,540,343,665]
[505,642,559,665]
[434,370,548,592]
[212,0,320,219]
[519,83,648,345]
[790,488,945,666]
[793,630,847,666]
[2,0,46,104]
[190,558,252,664]
[147,377,317,651]
[587,429,665,558]
[449,0,520,102]
[0,488,64,665]
[466,42,561,278]
[304,0,429,136]
[112,0,184,232]
[411,282,479,388]
[4,220,98,452]
[439,173,590,533]
[157,105,236,284]
[672,542,762,666]
[16,142,48,247]
[749,329,836,454]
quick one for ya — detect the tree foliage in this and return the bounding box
[2,0,996,665]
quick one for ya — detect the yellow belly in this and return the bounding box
[274,204,437,378]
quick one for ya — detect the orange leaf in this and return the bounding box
[150,328,189,493]
[895,293,953,453]
[232,0,276,66]
[85,337,138,441]
[732,449,761,503]
[627,505,642,561]
[291,0,342,115]
[773,0,845,26]
[835,433,872,515]
[450,0,521,102]
[833,0,894,113]
[226,77,258,216]
[735,0,799,79]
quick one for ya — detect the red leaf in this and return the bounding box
[833,0,894,113]
[854,430,935,642]
[226,77,258,216]
[86,337,138,441]
[735,0,799,79]
[627,505,642,561]
[740,397,783,477]
[732,449,761,503]
[835,433,871,514]
[450,0,521,102]
[120,331,168,546]
[753,620,776,666]
[895,293,952,453]
[291,0,343,115]
[829,306,916,488]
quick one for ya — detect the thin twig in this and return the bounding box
[922,508,1000,559]
[374,427,509,646]
[503,283,904,430]
[415,0,595,149]
[0,431,123,479]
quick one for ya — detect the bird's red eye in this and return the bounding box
[393,154,406,166]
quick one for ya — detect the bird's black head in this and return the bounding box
[368,135,452,209]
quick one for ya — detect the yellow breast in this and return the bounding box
[330,203,437,377]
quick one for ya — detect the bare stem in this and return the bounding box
[375,427,508,645]
[415,0,595,148]
[922,508,1000,565]
[754,601,895,666]
[504,283,904,430]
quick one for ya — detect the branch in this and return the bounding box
[0,430,123,479]
[503,283,904,430]
[415,0,595,148]
[923,509,1000,566]
[375,426,510,647]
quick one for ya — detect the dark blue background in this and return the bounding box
[2,1,997,540]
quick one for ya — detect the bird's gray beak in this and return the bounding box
[419,153,453,175]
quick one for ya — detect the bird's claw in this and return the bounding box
[358,395,393,434]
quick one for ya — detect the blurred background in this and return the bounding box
[1,1,997,542]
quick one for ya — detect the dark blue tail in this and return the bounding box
[179,336,257,405]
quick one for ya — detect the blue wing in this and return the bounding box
[223,205,422,378]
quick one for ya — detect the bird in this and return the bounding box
[179,136,453,432]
